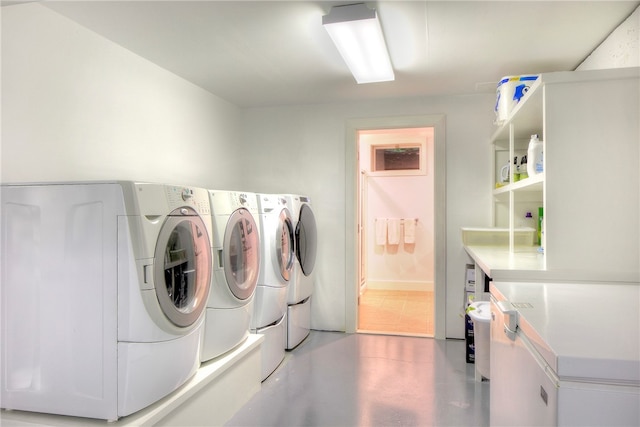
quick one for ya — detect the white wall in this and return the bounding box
[577,5,639,71]
[1,3,241,188]
[239,96,495,338]
[1,2,497,339]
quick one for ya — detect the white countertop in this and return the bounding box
[464,244,637,282]
[464,245,545,280]
[462,227,638,282]
[491,281,640,384]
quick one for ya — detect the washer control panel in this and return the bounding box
[165,185,211,215]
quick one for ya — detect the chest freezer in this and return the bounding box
[490,281,640,426]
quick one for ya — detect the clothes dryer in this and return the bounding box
[282,194,318,350]
[201,190,260,362]
[253,194,295,380]
[0,182,212,421]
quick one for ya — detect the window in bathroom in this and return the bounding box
[371,142,426,176]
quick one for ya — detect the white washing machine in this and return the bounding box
[201,190,261,362]
[0,182,212,421]
[282,194,318,350]
[253,194,295,380]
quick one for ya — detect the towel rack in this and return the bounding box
[400,218,418,224]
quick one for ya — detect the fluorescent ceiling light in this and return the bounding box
[322,3,394,84]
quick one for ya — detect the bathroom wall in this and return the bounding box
[366,177,433,290]
[359,129,435,291]
[1,3,241,188]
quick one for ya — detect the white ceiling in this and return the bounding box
[18,1,640,107]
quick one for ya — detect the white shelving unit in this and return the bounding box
[491,76,545,253]
[488,67,639,282]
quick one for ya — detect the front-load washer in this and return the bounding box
[201,190,261,362]
[253,194,295,380]
[282,194,318,350]
[0,182,212,421]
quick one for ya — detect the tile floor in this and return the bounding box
[225,331,490,427]
[358,289,434,336]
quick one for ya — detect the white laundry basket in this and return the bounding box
[468,301,491,380]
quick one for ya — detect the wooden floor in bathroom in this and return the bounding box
[358,289,434,337]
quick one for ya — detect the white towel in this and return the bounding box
[387,218,401,245]
[404,219,416,244]
[375,218,387,246]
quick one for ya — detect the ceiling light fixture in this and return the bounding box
[322,3,394,84]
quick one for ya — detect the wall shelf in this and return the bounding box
[493,173,544,196]
[487,67,639,281]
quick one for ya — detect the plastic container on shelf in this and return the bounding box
[538,207,544,247]
[467,301,491,380]
[519,155,528,180]
[527,134,543,176]
[494,75,539,125]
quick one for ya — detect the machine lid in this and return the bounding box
[468,301,491,323]
[296,203,317,276]
[276,208,295,281]
[154,207,211,328]
[493,281,640,384]
[223,208,260,300]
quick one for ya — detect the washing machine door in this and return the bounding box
[296,203,317,276]
[223,208,260,300]
[154,207,212,328]
[276,208,295,281]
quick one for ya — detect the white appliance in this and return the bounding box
[490,281,640,426]
[253,194,295,380]
[282,194,317,350]
[0,182,212,421]
[201,190,261,362]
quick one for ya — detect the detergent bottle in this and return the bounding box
[527,134,543,176]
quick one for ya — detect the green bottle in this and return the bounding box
[537,207,544,246]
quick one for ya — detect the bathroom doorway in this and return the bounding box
[345,114,446,339]
[357,127,435,337]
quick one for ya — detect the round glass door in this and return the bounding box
[223,208,260,300]
[154,207,212,328]
[296,204,317,276]
[276,208,295,281]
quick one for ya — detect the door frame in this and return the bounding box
[345,114,446,339]
[358,169,368,295]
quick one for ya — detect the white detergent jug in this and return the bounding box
[527,134,543,176]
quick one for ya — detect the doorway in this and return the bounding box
[345,115,446,339]
[357,127,434,337]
